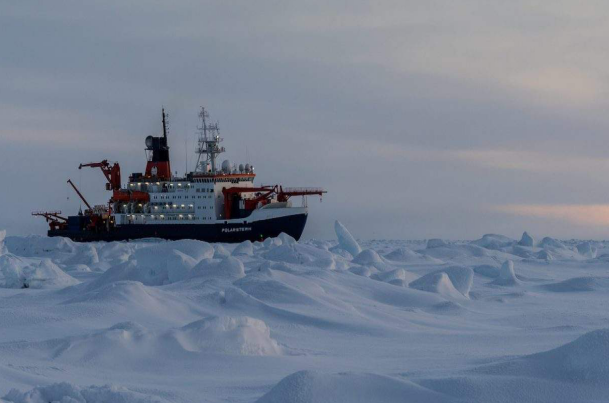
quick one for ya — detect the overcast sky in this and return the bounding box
[3,1,609,240]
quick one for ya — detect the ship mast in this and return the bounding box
[195,107,225,173]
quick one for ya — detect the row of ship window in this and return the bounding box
[191,178,254,183]
[153,195,212,200]
[130,177,252,189]
[149,203,210,210]
[126,214,213,221]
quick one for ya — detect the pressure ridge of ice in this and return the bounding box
[2,226,609,402]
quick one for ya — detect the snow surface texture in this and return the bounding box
[2,229,609,402]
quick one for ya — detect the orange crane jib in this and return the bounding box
[67,179,92,210]
[31,211,68,231]
[79,160,122,191]
[222,186,326,219]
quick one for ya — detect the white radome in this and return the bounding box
[222,159,232,173]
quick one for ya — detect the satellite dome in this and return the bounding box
[145,136,154,149]
[221,159,232,173]
[239,164,244,172]
[245,163,251,172]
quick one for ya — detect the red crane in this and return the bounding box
[67,179,92,210]
[31,211,67,231]
[79,160,121,191]
[222,186,326,219]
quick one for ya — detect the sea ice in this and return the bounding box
[256,371,453,403]
[518,231,535,247]
[3,382,169,403]
[232,240,254,256]
[409,272,467,300]
[576,241,596,258]
[0,256,79,289]
[0,230,6,255]
[490,260,520,286]
[0,229,608,402]
[426,238,448,249]
[334,220,361,257]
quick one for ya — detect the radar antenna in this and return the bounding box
[194,107,225,173]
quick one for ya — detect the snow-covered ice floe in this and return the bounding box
[2,228,609,402]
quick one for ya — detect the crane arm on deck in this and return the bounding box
[67,179,92,210]
[79,160,122,190]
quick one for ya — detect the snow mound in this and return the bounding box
[68,281,169,307]
[232,240,254,256]
[95,242,137,267]
[536,249,554,261]
[473,264,500,278]
[26,315,279,364]
[64,243,100,265]
[371,268,418,285]
[263,237,283,248]
[311,256,336,270]
[334,221,361,257]
[419,243,507,263]
[576,242,597,258]
[4,235,77,257]
[278,232,297,246]
[478,329,609,383]
[409,272,467,300]
[348,265,377,277]
[430,266,474,296]
[471,234,514,250]
[190,257,245,280]
[3,382,169,403]
[64,263,93,273]
[0,230,6,255]
[170,316,282,356]
[352,249,384,265]
[519,231,535,247]
[255,370,452,403]
[235,271,322,305]
[543,277,609,292]
[92,248,198,286]
[384,248,417,261]
[0,256,79,289]
[426,238,448,249]
[213,244,230,259]
[428,301,463,314]
[510,244,535,258]
[164,239,214,261]
[539,237,566,250]
[263,244,314,265]
[490,260,520,286]
[46,321,152,363]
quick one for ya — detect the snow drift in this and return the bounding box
[3,382,169,403]
[0,230,6,255]
[1,229,609,402]
[490,260,520,286]
[256,371,453,403]
[409,272,466,300]
[543,276,609,292]
[169,316,282,356]
[477,329,609,383]
[0,256,79,289]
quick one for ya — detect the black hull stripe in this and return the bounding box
[49,214,308,243]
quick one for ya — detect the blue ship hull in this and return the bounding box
[48,213,308,243]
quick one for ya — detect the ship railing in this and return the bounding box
[281,187,325,193]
